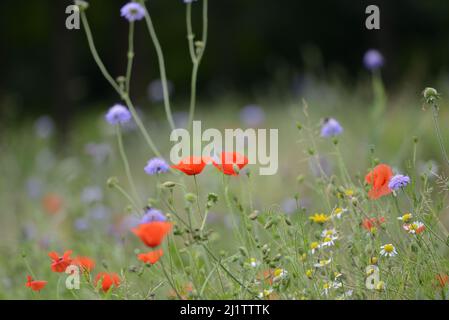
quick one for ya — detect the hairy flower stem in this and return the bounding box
[80,11,163,158]
[187,0,208,132]
[431,104,449,167]
[139,0,175,131]
[110,181,140,213]
[201,244,257,297]
[125,21,135,95]
[116,125,142,209]
[193,175,204,220]
[159,259,182,299]
[122,95,163,158]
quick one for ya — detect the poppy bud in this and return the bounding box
[162,181,176,188]
[296,121,302,130]
[249,210,259,220]
[107,177,119,188]
[185,193,197,203]
[264,219,274,229]
[238,247,248,257]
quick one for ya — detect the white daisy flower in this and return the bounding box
[314,258,332,268]
[397,213,413,222]
[309,241,320,254]
[249,257,260,268]
[258,288,273,299]
[321,281,342,296]
[319,236,337,248]
[331,207,348,219]
[321,228,338,238]
[380,243,397,257]
[272,268,288,282]
[403,221,425,235]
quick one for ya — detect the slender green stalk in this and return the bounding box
[187,0,208,132]
[159,259,182,299]
[123,95,163,158]
[139,0,175,130]
[125,21,135,95]
[80,10,163,157]
[80,11,122,96]
[116,125,141,209]
[110,181,140,213]
[431,104,449,167]
[193,175,203,220]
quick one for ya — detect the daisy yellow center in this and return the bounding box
[402,213,412,222]
[334,208,342,214]
[310,214,329,224]
[345,189,354,196]
[274,268,283,277]
[310,242,319,249]
[324,236,332,242]
[384,244,394,253]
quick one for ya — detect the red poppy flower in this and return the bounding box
[137,249,164,265]
[171,156,210,175]
[42,193,63,215]
[362,217,386,231]
[436,274,449,288]
[213,152,249,176]
[74,256,96,272]
[132,221,172,248]
[365,164,393,200]
[25,275,47,292]
[94,272,120,292]
[48,250,73,273]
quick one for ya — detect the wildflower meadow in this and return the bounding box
[2,1,449,303]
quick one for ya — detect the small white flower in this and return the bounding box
[272,268,288,282]
[249,258,260,268]
[403,221,425,235]
[331,207,348,219]
[336,290,353,300]
[314,258,332,268]
[319,236,337,248]
[397,213,413,222]
[321,228,338,238]
[309,241,320,254]
[380,244,397,257]
[321,281,342,296]
[258,288,273,299]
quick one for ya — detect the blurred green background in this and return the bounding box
[1,0,449,127]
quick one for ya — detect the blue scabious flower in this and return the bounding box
[120,2,146,22]
[363,49,384,70]
[240,105,265,127]
[140,208,167,224]
[388,174,410,190]
[320,118,343,138]
[144,157,170,175]
[105,104,132,125]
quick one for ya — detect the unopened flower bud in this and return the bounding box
[75,0,89,11]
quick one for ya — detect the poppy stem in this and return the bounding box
[193,175,204,220]
[159,259,182,300]
[201,244,258,298]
